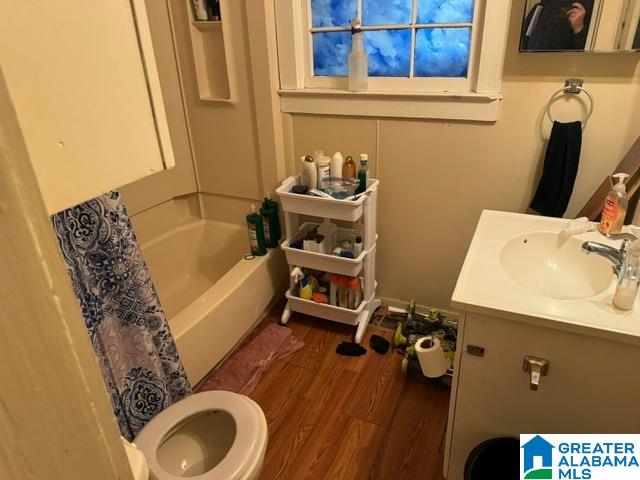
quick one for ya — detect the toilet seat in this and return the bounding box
[134,391,267,480]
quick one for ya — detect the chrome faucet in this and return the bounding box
[581,233,638,275]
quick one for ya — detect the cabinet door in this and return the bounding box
[0,0,174,214]
[446,313,640,480]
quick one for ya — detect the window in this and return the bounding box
[311,0,474,79]
[275,0,512,121]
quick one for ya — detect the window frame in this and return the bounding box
[275,0,513,121]
[306,0,478,91]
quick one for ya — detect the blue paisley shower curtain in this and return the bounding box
[52,191,191,441]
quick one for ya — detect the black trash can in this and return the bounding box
[464,437,520,480]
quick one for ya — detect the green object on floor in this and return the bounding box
[394,323,407,347]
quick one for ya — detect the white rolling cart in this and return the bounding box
[275,176,381,344]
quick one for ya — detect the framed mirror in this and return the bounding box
[520,0,640,52]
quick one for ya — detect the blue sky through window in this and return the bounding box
[414,28,470,77]
[417,0,474,24]
[311,0,356,28]
[313,31,351,76]
[364,29,411,76]
[311,0,473,78]
[362,0,412,26]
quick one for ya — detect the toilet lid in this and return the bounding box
[134,391,267,480]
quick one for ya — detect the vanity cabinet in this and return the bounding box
[0,0,174,214]
[444,311,640,480]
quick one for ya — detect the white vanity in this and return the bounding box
[444,210,640,480]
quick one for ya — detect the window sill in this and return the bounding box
[278,88,502,121]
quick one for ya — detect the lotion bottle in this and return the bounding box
[348,18,368,92]
[598,173,629,235]
[330,152,344,178]
[301,155,317,189]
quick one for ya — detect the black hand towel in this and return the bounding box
[530,121,582,217]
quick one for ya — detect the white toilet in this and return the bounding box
[131,390,268,480]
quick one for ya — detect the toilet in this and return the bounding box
[132,390,268,480]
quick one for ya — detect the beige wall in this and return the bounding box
[169,0,263,203]
[119,0,197,217]
[288,1,640,310]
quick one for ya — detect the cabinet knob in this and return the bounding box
[522,356,550,391]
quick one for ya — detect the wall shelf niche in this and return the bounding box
[185,0,234,103]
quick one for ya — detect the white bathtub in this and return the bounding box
[141,219,286,384]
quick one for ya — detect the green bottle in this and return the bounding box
[260,192,280,248]
[356,153,369,194]
[246,205,266,256]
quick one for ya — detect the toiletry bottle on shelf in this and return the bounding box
[318,219,337,254]
[261,192,280,248]
[356,154,369,194]
[348,276,362,309]
[191,0,209,20]
[301,155,317,189]
[348,18,368,92]
[246,205,266,256]
[353,235,363,257]
[330,274,340,306]
[598,173,629,235]
[613,238,640,310]
[317,155,331,189]
[291,267,313,300]
[331,152,344,178]
[338,276,349,308]
[207,0,221,20]
[342,155,357,178]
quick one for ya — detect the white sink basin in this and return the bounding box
[499,231,614,299]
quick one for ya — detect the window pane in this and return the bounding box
[311,0,357,28]
[364,29,411,77]
[417,0,474,24]
[414,28,470,77]
[313,31,351,76]
[362,0,412,26]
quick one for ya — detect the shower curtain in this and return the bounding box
[52,191,191,441]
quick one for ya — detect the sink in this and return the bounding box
[499,231,614,299]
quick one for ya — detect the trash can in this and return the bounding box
[464,437,519,480]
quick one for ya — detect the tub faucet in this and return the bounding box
[581,233,638,275]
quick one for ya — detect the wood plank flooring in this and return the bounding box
[244,301,451,480]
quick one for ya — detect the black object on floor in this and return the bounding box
[369,334,390,354]
[530,120,582,218]
[464,437,519,480]
[336,341,367,356]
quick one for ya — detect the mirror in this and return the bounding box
[520,0,640,52]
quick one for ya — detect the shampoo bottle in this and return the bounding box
[191,0,208,20]
[331,152,344,178]
[356,153,369,194]
[261,192,280,248]
[317,155,331,189]
[301,155,317,189]
[246,205,266,256]
[598,173,630,235]
[348,18,368,92]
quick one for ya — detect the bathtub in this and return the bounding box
[141,219,287,385]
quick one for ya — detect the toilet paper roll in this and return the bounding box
[415,336,448,378]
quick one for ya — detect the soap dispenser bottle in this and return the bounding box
[598,173,630,235]
[348,18,368,92]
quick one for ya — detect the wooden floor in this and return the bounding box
[243,301,451,480]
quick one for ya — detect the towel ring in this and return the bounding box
[546,80,594,125]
